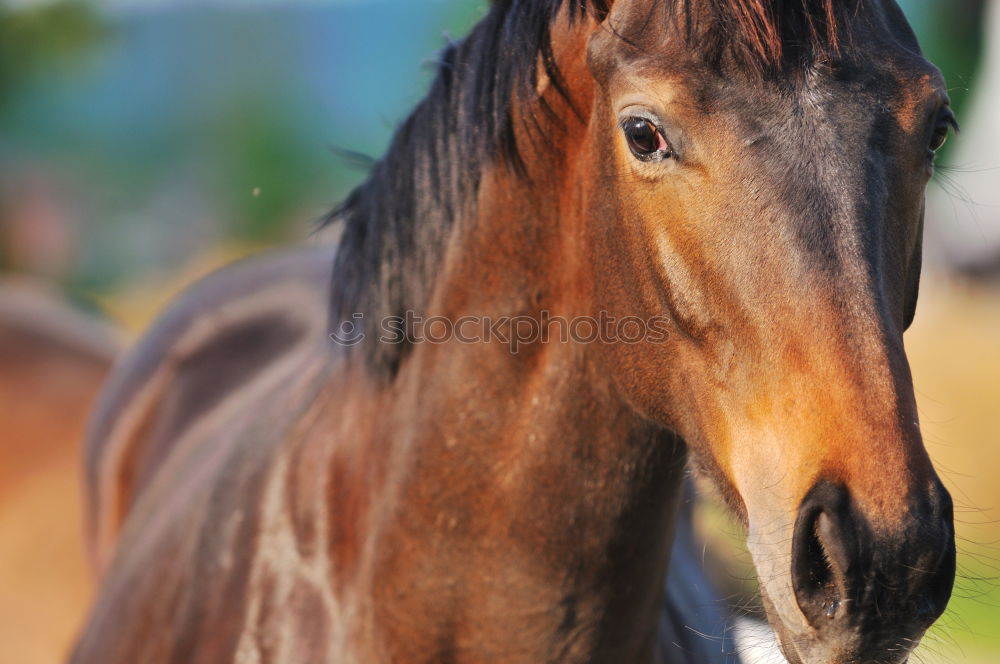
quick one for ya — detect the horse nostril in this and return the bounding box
[793,510,841,623]
[784,480,956,660]
[791,483,855,628]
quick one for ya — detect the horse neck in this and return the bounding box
[336,17,690,663]
[373,344,687,661]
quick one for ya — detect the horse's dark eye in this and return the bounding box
[622,117,671,161]
[928,109,957,156]
[928,124,949,153]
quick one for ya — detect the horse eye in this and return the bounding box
[928,123,949,154]
[928,109,957,155]
[621,117,671,160]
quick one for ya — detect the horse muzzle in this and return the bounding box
[759,479,955,664]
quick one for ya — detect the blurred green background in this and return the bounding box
[0,1,997,663]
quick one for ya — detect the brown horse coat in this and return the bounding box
[74,245,739,663]
[73,1,958,662]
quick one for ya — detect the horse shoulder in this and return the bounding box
[84,245,334,573]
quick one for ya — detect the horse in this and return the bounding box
[71,1,959,662]
[0,280,119,664]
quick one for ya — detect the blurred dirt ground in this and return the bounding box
[0,281,118,664]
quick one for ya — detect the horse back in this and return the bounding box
[84,245,335,574]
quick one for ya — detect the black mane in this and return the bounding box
[327,0,608,375]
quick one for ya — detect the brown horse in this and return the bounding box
[72,1,958,663]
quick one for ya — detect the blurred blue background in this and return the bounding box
[0,2,997,663]
[0,0,990,293]
[1,0,486,293]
